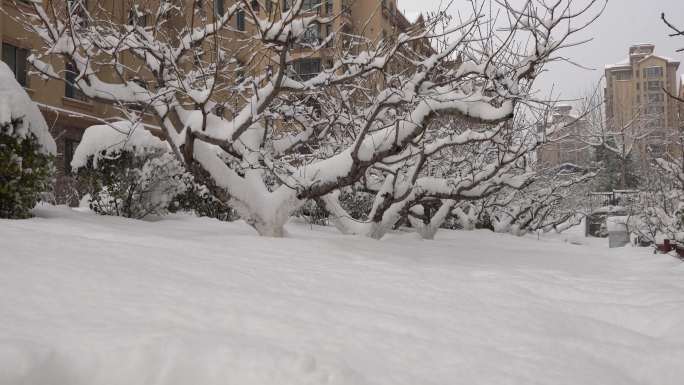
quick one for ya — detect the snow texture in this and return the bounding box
[1,206,683,385]
[0,62,56,154]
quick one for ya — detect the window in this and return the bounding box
[128,9,147,26]
[213,104,225,118]
[614,70,631,80]
[647,119,665,129]
[235,68,245,84]
[647,81,662,91]
[298,24,320,46]
[648,93,664,103]
[250,0,260,12]
[325,0,333,15]
[644,66,663,78]
[323,23,333,47]
[63,139,78,175]
[2,43,29,87]
[214,0,224,15]
[647,143,666,158]
[292,58,321,81]
[67,0,89,28]
[301,0,320,11]
[283,0,290,12]
[646,105,665,115]
[342,0,351,14]
[65,62,87,101]
[236,9,245,31]
[636,82,640,90]
[537,124,546,143]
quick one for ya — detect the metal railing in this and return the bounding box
[587,190,639,209]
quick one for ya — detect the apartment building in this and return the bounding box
[284,0,426,80]
[604,44,681,162]
[536,105,594,171]
[1,0,423,203]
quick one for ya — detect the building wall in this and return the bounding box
[604,44,681,164]
[537,107,594,170]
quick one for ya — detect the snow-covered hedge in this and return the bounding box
[0,62,56,218]
[73,122,188,219]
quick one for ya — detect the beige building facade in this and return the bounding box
[604,44,681,162]
[537,105,594,171]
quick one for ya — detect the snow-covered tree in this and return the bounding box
[318,115,538,239]
[0,62,56,218]
[576,82,661,190]
[11,0,606,236]
[626,13,684,243]
[488,170,594,235]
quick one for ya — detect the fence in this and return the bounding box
[587,190,640,210]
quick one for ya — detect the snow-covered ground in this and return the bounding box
[1,205,684,385]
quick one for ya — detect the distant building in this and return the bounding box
[536,105,593,170]
[604,44,681,162]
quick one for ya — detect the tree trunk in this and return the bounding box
[251,220,287,237]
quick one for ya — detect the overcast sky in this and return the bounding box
[400,0,684,104]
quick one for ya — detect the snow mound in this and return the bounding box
[0,62,56,154]
[71,121,168,169]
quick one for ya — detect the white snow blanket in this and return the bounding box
[1,205,683,385]
[0,62,56,154]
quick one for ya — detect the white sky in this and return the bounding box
[399,0,684,103]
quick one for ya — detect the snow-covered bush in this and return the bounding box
[337,189,375,221]
[0,131,54,219]
[0,62,56,219]
[73,122,188,219]
[293,200,328,226]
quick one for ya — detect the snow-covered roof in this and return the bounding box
[605,58,630,69]
[0,62,56,154]
[639,54,680,65]
[605,52,680,70]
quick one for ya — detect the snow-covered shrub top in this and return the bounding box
[0,62,56,154]
[71,121,168,169]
